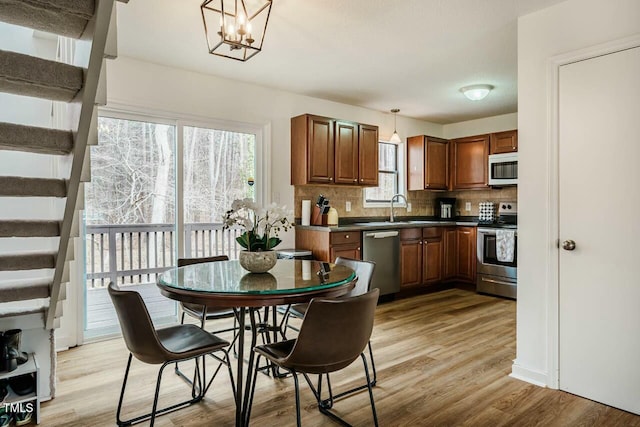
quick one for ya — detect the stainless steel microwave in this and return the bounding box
[488,153,518,186]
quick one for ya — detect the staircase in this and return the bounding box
[0,0,127,333]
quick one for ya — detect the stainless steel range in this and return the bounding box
[476,202,517,299]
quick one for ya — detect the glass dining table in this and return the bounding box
[157,259,356,427]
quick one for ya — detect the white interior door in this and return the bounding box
[559,46,640,414]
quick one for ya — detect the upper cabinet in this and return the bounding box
[291,114,378,186]
[407,135,449,191]
[451,134,490,190]
[490,130,518,154]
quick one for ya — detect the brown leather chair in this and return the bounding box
[281,257,378,387]
[108,282,235,427]
[248,289,380,426]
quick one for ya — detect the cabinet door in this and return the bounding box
[400,239,422,287]
[442,227,457,280]
[490,130,518,154]
[425,137,449,190]
[452,135,489,189]
[456,227,477,282]
[330,243,361,263]
[358,124,379,186]
[406,135,426,191]
[307,115,335,183]
[335,121,359,184]
[423,238,443,284]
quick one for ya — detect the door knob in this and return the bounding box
[562,240,576,251]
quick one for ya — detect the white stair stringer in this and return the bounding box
[46,0,118,329]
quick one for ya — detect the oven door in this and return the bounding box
[476,228,517,280]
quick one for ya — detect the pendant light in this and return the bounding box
[390,109,401,143]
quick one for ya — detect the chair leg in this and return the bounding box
[367,341,377,386]
[116,353,133,427]
[361,353,379,427]
[292,369,302,427]
[116,355,205,427]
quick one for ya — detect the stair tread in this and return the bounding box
[0,49,84,102]
[0,176,67,198]
[0,279,50,303]
[0,220,60,237]
[0,252,56,271]
[0,0,95,39]
[0,122,74,155]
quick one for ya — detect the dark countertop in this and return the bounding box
[295,217,479,232]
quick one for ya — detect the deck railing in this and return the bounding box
[85,223,243,288]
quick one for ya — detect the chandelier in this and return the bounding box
[201,0,273,62]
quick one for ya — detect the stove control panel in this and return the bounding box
[498,201,517,216]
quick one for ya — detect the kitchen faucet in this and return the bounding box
[389,193,407,222]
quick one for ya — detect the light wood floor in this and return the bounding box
[42,289,640,426]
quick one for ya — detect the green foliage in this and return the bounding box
[235,231,282,251]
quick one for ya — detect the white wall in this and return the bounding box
[443,112,517,139]
[515,0,640,386]
[105,56,444,246]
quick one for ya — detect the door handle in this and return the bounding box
[562,240,576,251]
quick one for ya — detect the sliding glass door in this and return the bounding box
[82,114,261,339]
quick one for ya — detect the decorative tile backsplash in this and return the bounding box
[293,185,517,220]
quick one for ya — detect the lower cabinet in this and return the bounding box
[456,226,476,282]
[400,226,476,289]
[295,229,361,262]
[400,228,422,287]
[422,228,443,285]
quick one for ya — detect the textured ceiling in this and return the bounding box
[116,0,565,124]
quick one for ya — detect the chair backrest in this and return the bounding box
[108,282,168,364]
[284,288,380,374]
[335,257,375,298]
[177,255,229,267]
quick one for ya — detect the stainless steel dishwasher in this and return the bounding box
[362,230,400,296]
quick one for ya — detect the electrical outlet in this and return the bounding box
[407,202,412,213]
[346,201,351,212]
[465,202,471,212]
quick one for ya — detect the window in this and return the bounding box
[364,142,402,204]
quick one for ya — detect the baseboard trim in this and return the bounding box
[510,361,548,388]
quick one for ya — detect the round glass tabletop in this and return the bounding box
[158,259,356,295]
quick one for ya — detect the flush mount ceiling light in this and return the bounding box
[389,109,401,143]
[460,84,494,101]
[201,0,273,62]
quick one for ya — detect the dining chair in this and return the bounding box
[108,282,235,427]
[280,257,378,387]
[175,255,240,383]
[248,288,380,426]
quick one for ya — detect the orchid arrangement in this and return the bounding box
[223,198,293,251]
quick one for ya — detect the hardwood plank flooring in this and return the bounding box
[42,289,640,426]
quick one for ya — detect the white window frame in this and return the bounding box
[77,105,270,343]
[363,140,406,208]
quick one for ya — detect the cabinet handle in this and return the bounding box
[329,177,333,181]
[345,235,350,239]
[425,184,430,188]
[419,241,423,245]
[353,179,357,182]
[357,247,361,251]
[360,179,364,182]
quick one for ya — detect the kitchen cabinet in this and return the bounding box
[451,134,489,190]
[291,114,378,186]
[329,231,361,262]
[442,227,457,280]
[490,130,518,154]
[294,229,361,262]
[407,135,449,191]
[400,228,422,288]
[456,226,476,282]
[422,228,443,285]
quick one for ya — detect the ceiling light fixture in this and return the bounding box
[460,84,494,101]
[201,0,273,62]
[390,109,401,143]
